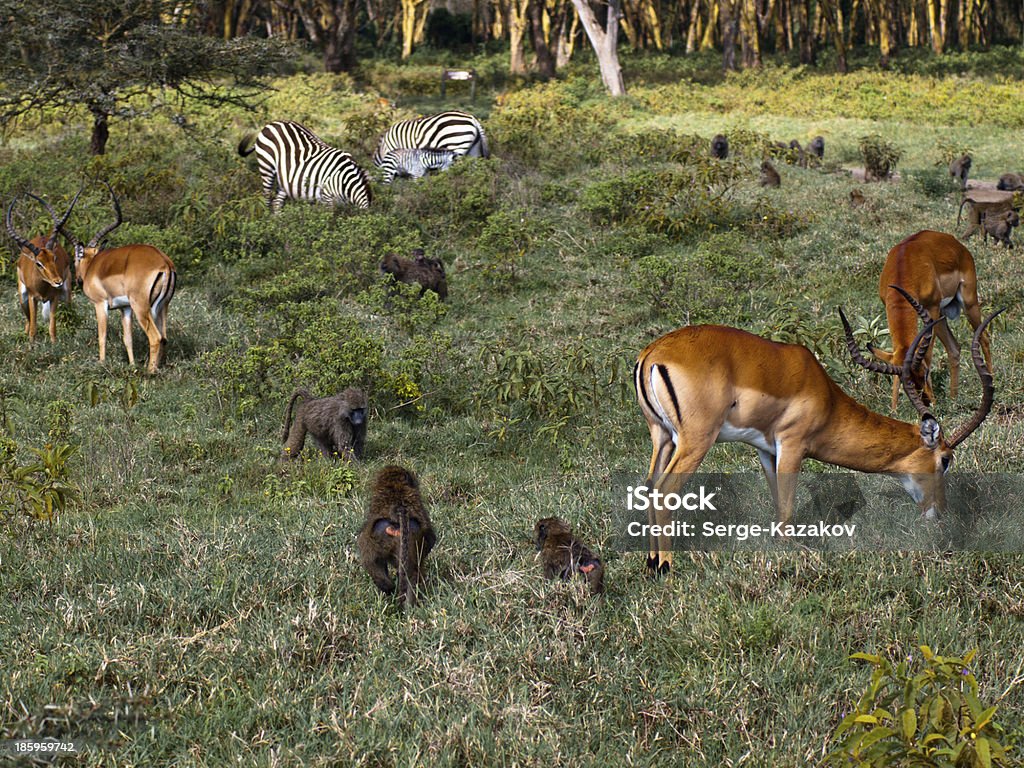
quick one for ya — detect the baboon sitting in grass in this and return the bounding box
[380,248,448,300]
[534,517,604,596]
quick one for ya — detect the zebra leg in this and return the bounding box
[271,190,287,214]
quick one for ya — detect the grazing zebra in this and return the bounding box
[379,148,457,184]
[238,121,372,213]
[373,111,489,168]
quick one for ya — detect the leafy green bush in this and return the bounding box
[580,162,742,239]
[1,437,79,524]
[859,134,903,181]
[397,158,500,234]
[630,232,769,324]
[488,81,616,172]
[825,647,1015,767]
[475,209,533,285]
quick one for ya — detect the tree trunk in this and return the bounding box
[509,0,530,73]
[821,0,848,71]
[555,6,578,66]
[90,109,109,156]
[686,0,702,51]
[528,0,557,77]
[739,0,761,66]
[570,0,626,95]
[720,0,739,69]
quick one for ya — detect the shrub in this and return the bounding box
[859,134,903,181]
[397,158,500,234]
[1,437,79,525]
[825,647,1015,767]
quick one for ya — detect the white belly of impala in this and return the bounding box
[716,422,775,454]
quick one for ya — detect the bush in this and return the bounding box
[825,647,1015,767]
[859,134,903,181]
[397,158,500,234]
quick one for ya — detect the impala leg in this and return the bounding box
[46,301,57,342]
[933,319,960,399]
[95,303,108,363]
[131,299,163,373]
[26,296,37,342]
[121,308,135,365]
[649,435,716,575]
[963,299,993,373]
[773,448,805,527]
[644,422,675,565]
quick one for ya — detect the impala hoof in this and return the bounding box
[646,556,671,577]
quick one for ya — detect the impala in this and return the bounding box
[5,190,79,342]
[634,299,999,575]
[61,183,177,373]
[871,230,990,411]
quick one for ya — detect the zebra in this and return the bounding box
[373,111,489,168]
[379,148,457,184]
[238,121,372,213]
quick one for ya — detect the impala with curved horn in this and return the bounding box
[873,230,991,411]
[5,190,80,342]
[61,183,177,373]
[634,296,1000,575]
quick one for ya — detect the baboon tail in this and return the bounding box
[238,133,257,157]
[957,198,969,226]
[398,503,414,607]
[282,388,313,442]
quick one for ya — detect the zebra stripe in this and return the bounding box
[373,111,489,168]
[239,121,372,212]
[379,148,457,184]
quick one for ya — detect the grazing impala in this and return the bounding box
[5,191,79,342]
[634,299,999,575]
[872,230,991,411]
[61,183,177,373]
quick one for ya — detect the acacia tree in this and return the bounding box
[0,0,290,155]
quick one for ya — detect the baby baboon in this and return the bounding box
[760,160,781,188]
[849,188,867,207]
[958,197,1016,239]
[358,465,436,606]
[380,248,448,300]
[997,172,1024,191]
[948,153,972,191]
[983,208,1020,248]
[808,135,825,159]
[710,134,729,159]
[534,517,604,596]
[281,387,367,461]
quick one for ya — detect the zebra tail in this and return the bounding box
[479,125,491,159]
[238,133,257,157]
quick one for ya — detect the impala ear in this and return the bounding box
[920,417,940,449]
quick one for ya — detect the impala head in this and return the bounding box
[61,181,122,279]
[841,297,1002,520]
[5,190,79,288]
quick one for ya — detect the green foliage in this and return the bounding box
[600,129,707,166]
[935,140,972,168]
[261,459,357,502]
[472,333,629,443]
[361,277,449,336]
[630,232,769,323]
[579,161,742,239]
[488,81,617,172]
[0,437,79,524]
[825,647,1015,767]
[859,134,904,181]
[475,209,532,285]
[398,158,500,234]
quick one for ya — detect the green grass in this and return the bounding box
[2,49,1024,766]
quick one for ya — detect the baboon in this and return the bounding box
[380,248,448,300]
[534,517,604,596]
[948,153,972,191]
[958,197,1017,239]
[996,172,1024,191]
[983,208,1020,248]
[710,134,729,160]
[281,387,367,461]
[788,139,808,168]
[357,465,436,606]
[808,136,825,159]
[760,160,781,188]
[849,188,867,207]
